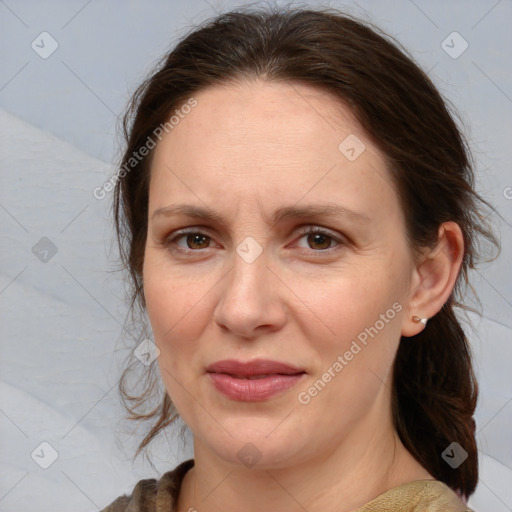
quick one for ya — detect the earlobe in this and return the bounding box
[401,222,464,338]
[412,315,428,326]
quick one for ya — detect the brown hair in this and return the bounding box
[112,6,499,500]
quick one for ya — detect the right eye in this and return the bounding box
[162,229,216,255]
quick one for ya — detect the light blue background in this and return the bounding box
[0,1,511,510]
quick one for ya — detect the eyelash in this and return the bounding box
[161,226,345,257]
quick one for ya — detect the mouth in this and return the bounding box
[206,359,306,402]
[206,358,305,376]
[226,373,289,380]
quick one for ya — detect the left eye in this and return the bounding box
[296,228,341,251]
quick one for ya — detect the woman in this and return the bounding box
[102,6,499,512]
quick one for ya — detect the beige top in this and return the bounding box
[101,459,474,512]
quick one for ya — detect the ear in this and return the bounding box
[401,221,464,337]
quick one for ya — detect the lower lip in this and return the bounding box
[208,373,306,402]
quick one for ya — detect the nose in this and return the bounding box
[213,245,287,339]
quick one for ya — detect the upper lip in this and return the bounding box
[206,359,305,377]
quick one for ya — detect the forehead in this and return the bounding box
[153,80,373,170]
[148,79,399,224]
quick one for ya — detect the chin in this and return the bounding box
[197,422,312,471]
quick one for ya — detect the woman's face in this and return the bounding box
[143,80,418,469]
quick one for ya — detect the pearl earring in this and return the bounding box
[412,315,428,326]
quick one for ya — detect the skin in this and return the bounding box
[142,79,464,512]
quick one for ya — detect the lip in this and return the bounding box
[206,359,306,402]
[206,359,304,376]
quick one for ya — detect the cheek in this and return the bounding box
[143,247,211,332]
[143,264,203,366]
[296,271,402,350]
[294,271,404,409]
[294,277,403,428]
[143,272,206,417]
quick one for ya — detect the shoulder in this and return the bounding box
[357,479,475,512]
[100,459,195,512]
[409,480,475,511]
[101,478,158,512]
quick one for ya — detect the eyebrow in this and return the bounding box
[151,202,371,226]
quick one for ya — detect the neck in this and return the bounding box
[176,407,432,512]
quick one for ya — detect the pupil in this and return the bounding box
[188,234,208,249]
[309,233,330,250]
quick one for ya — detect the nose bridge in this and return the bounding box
[213,235,284,336]
[226,235,270,306]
